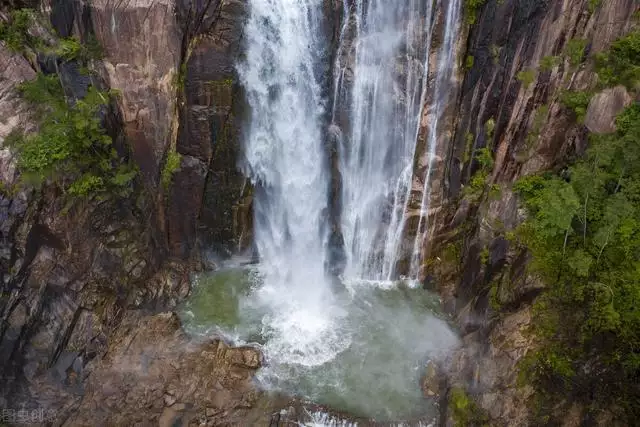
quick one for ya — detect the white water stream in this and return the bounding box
[238,0,347,367]
[335,0,436,281]
[226,0,462,423]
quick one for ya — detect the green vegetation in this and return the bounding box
[7,74,136,198]
[450,387,489,427]
[173,61,188,92]
[54,35,103,62]
[564,38,588,67]
[517,69,536,89]
[539,55,560,72]
[464,0,487,25]
[464,146,494,202]
[488,276,504,311]
[1,8,102,62]
[465,55,475,70]
[463,132,475,163]
[161,150,182,190]
[480,246,489,265]
[0,9,42,52]
[489,44,500,65]
[594,30,640,89]
[513,103,640,422]
[559,90,592,123]
[484,118,495,140]
[588,0,602,13]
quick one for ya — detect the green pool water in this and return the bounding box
[180,266,458,422]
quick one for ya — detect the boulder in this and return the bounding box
[584,86,633,134]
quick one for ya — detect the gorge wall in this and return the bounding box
[426,0,639,425]
[1,0,638,425]
[0,0,261,424]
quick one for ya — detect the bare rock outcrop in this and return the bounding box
[584,85,633,134]
[90,0,181,184]
[62,312,273,426]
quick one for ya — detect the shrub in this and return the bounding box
[564,38,588,66]
[463,132,475,163]
[7,73,136,198]
[539,55,560,72]
[514,103,640,422]
[484,118,495,139]
[559,90,592,123]
[517,69,536,89]
[450,387,489,427]
[0,9,42,53]
[588,0,602,13]
[161,150,182,190]
[595,31,640,89]
[489,44,500,65]
[465,55,474,70]
[464,0,487,25]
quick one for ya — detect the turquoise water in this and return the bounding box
[180,266,458,421]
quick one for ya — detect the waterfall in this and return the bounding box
[333,0,462,281]
[238,0,348,366]
[235,0,461,417]
[409,0,462,277]
[333,0,434,281]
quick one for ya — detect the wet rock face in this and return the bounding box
[0,18,185,418]
[449,0,637,187]
[169,0,252,259]
[0,182,188,410]
[1,2,259,424]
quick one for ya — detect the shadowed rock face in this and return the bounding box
[0,3,255,422]
[168,0,253,260]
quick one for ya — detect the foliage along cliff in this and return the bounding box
[424,0,640,425]
[0,1,260,424]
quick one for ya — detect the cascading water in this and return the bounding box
[182,0,462,424]
[333,0,435,281]
[237,0,348,367]
[410,0,463,278]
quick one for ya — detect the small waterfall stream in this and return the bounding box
[334,0,436,281]
[409,0,463,278]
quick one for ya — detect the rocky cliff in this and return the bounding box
[423,0,639,425]
[0,0,258,424]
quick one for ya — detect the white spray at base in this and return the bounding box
[238,0,348,367]
[235,0,461,421]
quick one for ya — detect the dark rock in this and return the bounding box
[167,155,208,260]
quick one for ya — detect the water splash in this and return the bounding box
[237,0,347,366]
[234,0,462,418]
[333,0,436,281]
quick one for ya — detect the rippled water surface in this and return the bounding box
[181,266,458,422]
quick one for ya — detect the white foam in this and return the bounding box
[238,0,349,369]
